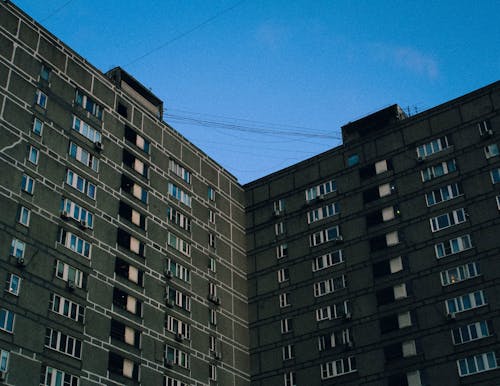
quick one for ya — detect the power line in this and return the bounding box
[124,0,247,68]
[40,0,75,22]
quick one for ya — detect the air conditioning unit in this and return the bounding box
[67,280,76,291]
[446,312,456,321]
[95,141,103,151]
[165,359,174,368]
[175,333,183,342]
[61,210,69,219]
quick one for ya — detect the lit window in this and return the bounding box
[35,89,47,108]
[21,174,35,194]
[6,273,21,296]
[32,117,43,135]
[28,145,39,165]
[441,262,480,286]
[17,206,30,226]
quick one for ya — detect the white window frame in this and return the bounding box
[310,225,340,246]
[282,344,294,360]
[28,145,39,165]
[441,261,480,286]
[18,206,30,226]
[435,234,472,258]
[167,233,191,257]
[66,169,96,199]
[457,351,498,377]
[61,198,94,228]
[168,183,192,207]
[0,308,14,333]
[277,268,289,283]
[165,345,189,369]
[307,202,340,223]
[281,318,292,333]
[69,142,99,171]
[421,159,457,182]
[312,250,344,272]
[279,293,290,308]
[169,159,191,183]
[313,275,346,297]
[166,259,190,282]
[209,364,217,381]
[276,243,288,259]
[33,117,43,135]
[275,221,285,235]
[484,143,499,159]
[417,136,449,159]
[45,328,82,359]
[72,115,101,143]
[446,290,487,315]
[21,174,35,194]
[75,90,103,119]
[452,320,491,345]
[491,168,500,184]
[59,229,91,258]
[167,207,191,231]
[10,238,25,258]
[164,376,188,386]
[497,195,500,210]
[6,273,21,296]
[56,260,84,288]
[305,179,337,202]
[321,356,357,379]
[207,186,216,201]
[166,315,191,339]
[430,208,466,232]
[273,199,285,214]
[35,89,47,108]
[49,293,84,322]
[42,366,80,386]
[0,350,8,372]
[425,183,462,206]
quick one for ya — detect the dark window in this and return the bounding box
[384,342,403,361]
[121,175,134,191]
[113,287,142,315]
[376,287,395,305]
[372,260,391,278]
[388,374,408,386]
[115,257,144,286]
[117,103,128,118]
[363,186,379,203]
[110,319,141,348]
[366,211,384,227]
[359,164,376,179]
[123,149,148,177]
[119,201,146,229]
[380,314,399,334]
[108,352,139,380]
[370,235,387,251]
[116,228,144,256]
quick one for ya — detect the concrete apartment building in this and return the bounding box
[0,2,499,386]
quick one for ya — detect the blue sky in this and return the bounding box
[16,0,500,183]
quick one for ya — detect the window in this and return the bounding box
[273,199,285,214]
[123,149,148,177]
[0,350,8,372]
[17,205,30,226]
[28,145,39,165]
[497,195,500,210]
[209,233,216,248]
[277,268,289,283]
[435,234,472,258]
[5,273,21,296]
[384,340,417,361]
[165,315,190,339]
[21,174,35,194]
[318,328,351,351]
[66,169,96,199]
[316,300,350,321]
[40,64,51,81]
[35,89,47,108]
[452,320,492,345]
[113,288,142,315]
[124,125,150,153]
[165,345,189,368]
[166,259,190,282]
[425,183,462,206]
[75,90,103,120]
[359,159,393,178]
[168,183,192,207]
[307,202,340,223]
[209,257,216,273]
[446,290,487,315]
[61,198,94,228]
[441,262,480,286]
[115,257,144,286]
[347,154,359,166]
[56,260,84,288]
[209,209,216,224]
[279,293,290,308]
[210,308,217,325]
[380,311,413,334]
[72,115,102,144]
[169,160,191,183]
[121,175,147,203]
[370,231,400,251]
[363,182,396,203]
[69,142,98,171]
[485,143,499,159]
[313,275,346,297]
[421,159,457,182]
[45,328,82,359]
[321,356,357,379]
[491,168,500,184]
[373,256,403,278]
[417,136,450,159]
[166,287,191,311]
[108,352,139,380]
[207,186,216,201]
[457,351,498,377]
[120,202,146,229]
[32,117,43,135]
[284,371,296,386]
[310,226,341,246]
[281,318,292,333]
[167,232,191,257]
[117,102,128,118]
[165,376,188,386]
[282,344,294,360]
[0,309,14,333]
[305,180,337,202]
[41,365,79,386]
[478,120,492,136]
[49,293,84,322]
[10,238,25,258]
[59,229,91,258]
[388,371,423,386]
[117,229,145,256]
[430,208,466,232]
[376,283,408,306]
[312,250,343,272]
[276,243,288,259]
[366,206,399,226]
[209,364,217,381]
[275,222,285,236]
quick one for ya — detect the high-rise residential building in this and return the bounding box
[0,2,499,386]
